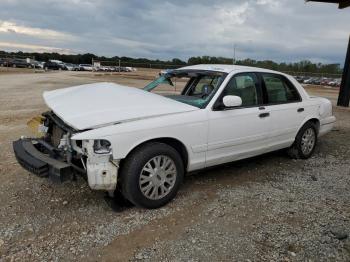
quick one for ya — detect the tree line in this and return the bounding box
[0,50,342,75]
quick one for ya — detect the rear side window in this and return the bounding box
[262,74,300,104]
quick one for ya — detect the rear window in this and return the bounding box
[262,74,300,104]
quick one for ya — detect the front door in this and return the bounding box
[206,72,271,167]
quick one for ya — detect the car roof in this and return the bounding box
[177,64,283,75]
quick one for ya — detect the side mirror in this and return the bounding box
[222,95,242,107]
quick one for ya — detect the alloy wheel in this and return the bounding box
[139,155,177,200]
[301,128,316,155]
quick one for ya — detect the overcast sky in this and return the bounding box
[0,0,349,64]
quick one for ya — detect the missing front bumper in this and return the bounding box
[13,138,73,182]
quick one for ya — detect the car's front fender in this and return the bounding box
[71,110,209,171]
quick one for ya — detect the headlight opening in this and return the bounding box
[93,139,112,154]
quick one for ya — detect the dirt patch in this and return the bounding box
[0,67,40,74]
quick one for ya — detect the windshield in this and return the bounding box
[143,70,227,108]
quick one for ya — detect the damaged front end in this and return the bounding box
[13,111,118,190]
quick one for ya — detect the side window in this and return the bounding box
[262,74,300,104]
[222,73,259,107]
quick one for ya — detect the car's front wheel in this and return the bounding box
[287,121,318,159]
[120,142,184,209]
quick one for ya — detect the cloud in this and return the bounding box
[257,0,281,7]
[110,37,160,50]
[0,41,73,54]
[0,0,348,64]
[0,20,76,41]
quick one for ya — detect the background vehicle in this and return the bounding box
[0,57,10,66]
[79,64,93,71]
[13,65,335,209]
[320,78,331,86]
[329,78,341,87]
[313,78,322,85]
[64,63,79,71]
[303,77,316,84]
[295,76,309,83]
[28,60,42,68]
[43,60,66,70]
[125,67,136,72]
[8,58,30,68]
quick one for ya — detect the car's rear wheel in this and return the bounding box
[120,142,184,209]
[287,121,318,159]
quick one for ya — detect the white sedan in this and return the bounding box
[13,64,336,208]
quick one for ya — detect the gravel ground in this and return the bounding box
[0,70,349,261]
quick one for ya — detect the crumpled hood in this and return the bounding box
[43,82,197,130]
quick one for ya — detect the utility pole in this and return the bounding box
[233,44,237,65]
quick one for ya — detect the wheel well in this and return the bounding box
[307,118,320,133]
[122,138,189,170]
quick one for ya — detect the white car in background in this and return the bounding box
[125,66,136,72]
[64,63,79,71]
[13,65,335,209]
[79,64,93,71]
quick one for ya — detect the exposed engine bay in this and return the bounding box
[14,111,119,191]
[38,111,84,174]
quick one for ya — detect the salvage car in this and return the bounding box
[13,65,336,209]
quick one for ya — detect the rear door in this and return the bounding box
[259,73,306,148]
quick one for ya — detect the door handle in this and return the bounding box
[259,112,270,118]
[297,108,304,113]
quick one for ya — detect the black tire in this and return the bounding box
[287,121,318,159]
[120,142,184,209]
